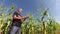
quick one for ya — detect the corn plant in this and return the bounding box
[0,6,60,34]
[0,5,15,34]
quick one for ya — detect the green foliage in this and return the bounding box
[0,6,60,34]
[21,8,60,34]
[0,5,15,34]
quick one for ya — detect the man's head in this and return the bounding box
[18,8,22,14]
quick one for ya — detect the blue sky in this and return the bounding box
[0,0,60,24]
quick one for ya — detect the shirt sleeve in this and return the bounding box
[12,12,18,17]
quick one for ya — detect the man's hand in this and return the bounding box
[24,16,29,18]
[22,16,29,21]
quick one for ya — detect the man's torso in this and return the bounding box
[12,11,22,27]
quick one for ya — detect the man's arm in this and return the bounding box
[13,15,24,22]
[13,15,21,19]
[13,15,29,22]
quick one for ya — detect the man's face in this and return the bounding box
[18,8,22,14]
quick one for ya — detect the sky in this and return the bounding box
[0,0,60,24]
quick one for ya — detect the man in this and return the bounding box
[10,8,29,34]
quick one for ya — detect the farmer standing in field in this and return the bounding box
[10,8,29,34]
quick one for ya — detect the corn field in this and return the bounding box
[0,5,60,34]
